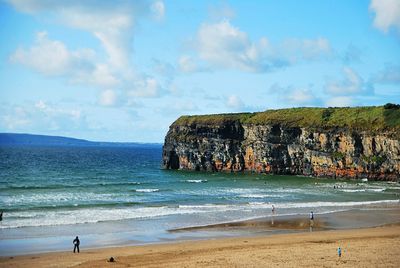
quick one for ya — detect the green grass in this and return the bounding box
[172,105,400,137]
[173,113,255,126]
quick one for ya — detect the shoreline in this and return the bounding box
[1,206,399,257]
[170,207,400,232]
[1,224,399,267]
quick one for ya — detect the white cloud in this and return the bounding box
[1,101,87,133]
[196,20,272,72]
[10,32,121,88]
[325,67,372,95]
[10,32,73,75]
[8,0,167,105]
[73,64,120,88]
[268,84,319,106]
[98,89,118,106]
[282,38,331,61]
[9,0,165,69]
[8,0,159,70]
[370,0,400,33]
[189,20,331,72]
[129,78,163,98]
[1,106,30,130]
[285,89,317,105]
[151,1,165,21]
[326,96,353,107]
[178,55,209,73]
[226,95,244,110]
[90,64,119,87]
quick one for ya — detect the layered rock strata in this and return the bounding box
[162,107,400,181]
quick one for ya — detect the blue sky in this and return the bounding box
[0,0,399,142]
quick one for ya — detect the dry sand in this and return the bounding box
[1,224,399,268]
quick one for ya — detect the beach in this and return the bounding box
[1,145,400,266]
[1,223,399,268]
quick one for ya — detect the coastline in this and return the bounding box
[1,223,399,267]
[1,206,399,257]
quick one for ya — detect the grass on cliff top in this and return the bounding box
[172,105,400,134]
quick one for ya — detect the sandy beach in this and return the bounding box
[1,223,399,268]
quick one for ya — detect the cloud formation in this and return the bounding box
[151,0,165,21]
[226,95,244,110]
[178,55,209,73]
[188,20,331,73]
[8,0,166,104]
[370,0,400,33]
[10,32,93,76]
[324,67,377,107]
[8,0,150,69]
[10,32,120,88]
[129,77,164,98]
[269,84,320,107]
[0,100,88,133]
[284,89,318,105]
[98,89,118,106]
[325,67,372,96]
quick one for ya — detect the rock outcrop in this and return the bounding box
[162,106,400,181]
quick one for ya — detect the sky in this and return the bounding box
[0,0,399,142]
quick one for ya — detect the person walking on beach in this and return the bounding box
[309,211,314,227]
[0,211,3,221]
[338,247,342,257]
[271,205,275,225]
[73,236,80,253]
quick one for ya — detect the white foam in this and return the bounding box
[185,180,207,183]
[135,189,159,192]
[266,199,399,209]
[341,189,366,193]
[369,188,385,192]
[239,194,283,199]
[2,192,121,206]
[341,188,386,193]
[1,199,398,229]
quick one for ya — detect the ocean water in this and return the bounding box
[0,145,399,254]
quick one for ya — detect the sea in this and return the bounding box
[0,144,399,255]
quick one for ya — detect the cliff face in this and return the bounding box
[162,106,400,181]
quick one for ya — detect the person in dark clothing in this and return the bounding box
[73,236,80,253]
[0,211,3,221]
[309,211,315,231]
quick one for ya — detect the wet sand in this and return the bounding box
[0,224,399,267]
[169,215,327,232]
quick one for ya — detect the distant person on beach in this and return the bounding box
[272,205,275,215]
[73,236,80,253]
[0,211,3,221]
[338,247,342,257]
[309,211,314,227]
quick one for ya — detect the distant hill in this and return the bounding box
[0,133,161,147]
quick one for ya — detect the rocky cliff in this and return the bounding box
[162,105,400,181]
